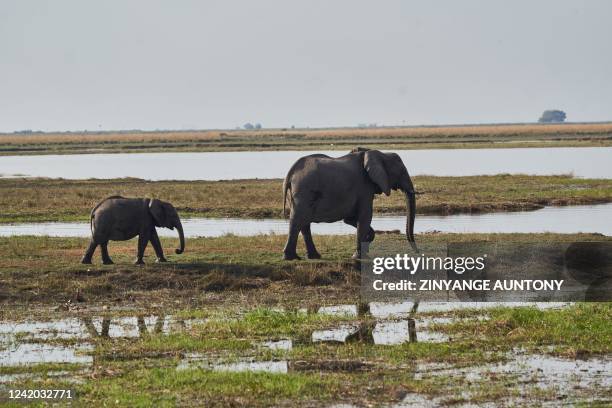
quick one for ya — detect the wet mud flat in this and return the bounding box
[0,233,610,405]
[0,301,610,406]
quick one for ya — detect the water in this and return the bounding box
[177,356,289,373]
[0,315,204,369]
[1,203,610,237]
[260,340,293,351]
[404,354,612,407]
[414,353,612,394]
[415,301,571,313]
[0,343,93,366]
[1,147,611,180]
[312,324,361,343]
[369,301,416,318]
[317,305,358,317]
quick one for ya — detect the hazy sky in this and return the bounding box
[1,1,611,132]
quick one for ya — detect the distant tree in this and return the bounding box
[538,110,566,123]
[243,123,254,130]
[254,123,262,130]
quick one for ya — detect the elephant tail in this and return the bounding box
[282,176,291,219]
[89,211,95,235]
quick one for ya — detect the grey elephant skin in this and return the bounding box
[282,148,417,260]
[81,196,185,265]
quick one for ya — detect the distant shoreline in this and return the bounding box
[1,122,611,156]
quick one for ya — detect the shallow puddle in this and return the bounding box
[0,370,86,386]
[369,301,416,319]
[414,352,612,402]
[317,305,358,317]
[213,361,288,374]
[372,320,414,345]
[311,313,451,345]
[415,301,572,313]
[312,324,361,343]
[0,343,93,367]
[372,318,452,345]
[261,339,293,351]
[0,314,204,369]
[177,354,288,374]
[0,318,88,341]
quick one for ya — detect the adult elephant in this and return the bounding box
[81,196,185,265]
[282,148,417,260]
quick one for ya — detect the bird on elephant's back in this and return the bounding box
[81,196,185,265]
[282,147,417,260]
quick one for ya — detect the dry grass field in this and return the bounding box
[2,122,612,155]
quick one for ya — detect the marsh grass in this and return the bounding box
[438,303,612,355]
[76,368,340,407]
[1,233,609,306]
[1,174,611,223]
[2,303,609,406]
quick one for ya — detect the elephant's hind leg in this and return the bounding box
[283,217,302,260]
[81,240,97,264]
[301,224,321,259]
[100,242,114,265]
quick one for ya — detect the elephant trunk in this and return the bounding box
[401,178,418,252]
[175,220,185,254]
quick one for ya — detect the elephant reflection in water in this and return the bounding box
[81,315,186,338]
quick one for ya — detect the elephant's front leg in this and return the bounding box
[343,217,375,242]
[135,232,149,265]
[353,204,374,260]
[149,228,167,263]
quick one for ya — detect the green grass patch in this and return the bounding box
[440,303,612,355]
[76,366,339,407]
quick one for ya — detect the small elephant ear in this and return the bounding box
[364,150,391,196]
[149,199,166,227]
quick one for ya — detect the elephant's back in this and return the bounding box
[291,155,362,192]
[91,195,127,214]
[287,154,330,174]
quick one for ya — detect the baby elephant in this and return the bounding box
[81,196,185,265]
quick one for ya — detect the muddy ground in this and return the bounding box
[0,233,610,406]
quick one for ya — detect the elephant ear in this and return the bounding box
[149,199,166,227]
[364,150,391,196]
